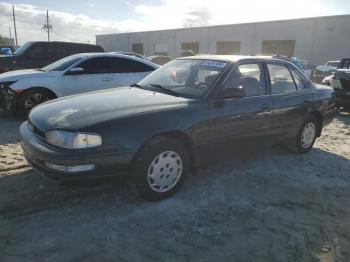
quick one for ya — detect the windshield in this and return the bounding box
[41,54,87,71]
[326,61,339,67]
[138,59,228,98]
[13,42,32,55]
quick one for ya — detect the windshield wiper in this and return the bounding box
[150,84,180,97]
[35,68,45,72]
[130,84,143,88]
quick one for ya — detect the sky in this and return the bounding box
[0,0,349,45]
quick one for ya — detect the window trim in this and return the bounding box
[287,64,308,91]
[215,61,268,100]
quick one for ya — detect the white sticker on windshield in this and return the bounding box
[201,60,227,68]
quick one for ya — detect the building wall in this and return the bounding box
[96,15,350,65]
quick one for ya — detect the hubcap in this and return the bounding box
[24,93,50,112]
[147,151,183,193]
[301,122,316,149]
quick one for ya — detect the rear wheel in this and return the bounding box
[17,89,55,117]
[128,137,189,201]
[289,115,317,154]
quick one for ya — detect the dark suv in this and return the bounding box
[328,58,350,111]
[0,41,104,73]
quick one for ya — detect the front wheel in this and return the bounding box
[290,116,317,154]
[128,137,189,201]
[17,89,54,117]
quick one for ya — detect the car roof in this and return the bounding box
[74,52,159,68]
[176,55,290,64]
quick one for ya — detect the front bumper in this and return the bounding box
[20,121,133,182]
[0,84,16,111]
[334,88,350,107]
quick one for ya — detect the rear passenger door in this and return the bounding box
[61,56,116,96]
[266,62,313,137]
[114,58,155,86]
[209,62,273,141]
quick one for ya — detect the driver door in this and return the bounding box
[209,62,273,142]
[61,57,116,96]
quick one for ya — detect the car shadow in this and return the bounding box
[1,140,349,218]
[336,110,350,125]
[1,141,350,261]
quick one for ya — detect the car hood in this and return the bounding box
[0,69,59,82]
[29,87,190,132]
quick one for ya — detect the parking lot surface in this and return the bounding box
[0,110,349,261]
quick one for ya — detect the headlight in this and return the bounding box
[45,130,102,149]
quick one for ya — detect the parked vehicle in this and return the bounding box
[21,55,335,201]
[312,60,339,83]
[0,45,15,56]
[0,53,159,115]
[0,41,104,73]
[0,47,13,56]
[148,55,173,65]
[325,58,350,111]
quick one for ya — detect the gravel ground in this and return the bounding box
[0,110,349,262]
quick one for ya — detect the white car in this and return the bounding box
[316,60,340,73]
[0,53,159,115]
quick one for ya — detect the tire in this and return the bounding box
[128,137,189,201]
[17,89,55,117]
[289,115,318,154]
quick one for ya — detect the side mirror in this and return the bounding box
[68,67,84,75]
[218,86,245,99]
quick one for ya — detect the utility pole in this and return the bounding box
[8,26,12,45]
[46,10,50,41]
[12,5,18,46]
[42,10,52,41]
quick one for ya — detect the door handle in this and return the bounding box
[102,78,113,82]
[303,100,311,104]
[261,106,270,111]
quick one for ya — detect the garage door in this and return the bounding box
[262,40,295,57]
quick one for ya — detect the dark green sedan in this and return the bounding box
[20,55,336,201]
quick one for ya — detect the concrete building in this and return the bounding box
[96,14,350,65]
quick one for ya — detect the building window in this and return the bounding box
[132,43,144,54]
[181,42,199,55]
[262,40,295,57]
[153,43,169,56]
[216,41,241,55]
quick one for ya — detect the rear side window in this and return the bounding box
[290,68,306,90]
[78,57,116,74]
[267,63,296,94]
[116,58,154,73]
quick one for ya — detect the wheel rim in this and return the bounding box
[147,151,183,193]
[24,93,50,112]
[301,122,316,149]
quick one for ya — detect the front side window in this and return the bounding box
[42,54,86,71]
[78,57,115,74]
[138,59,228,98]
[27,44,46,58]
[222,63,265,97]
[267,63,297,94]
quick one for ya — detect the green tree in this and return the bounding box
[0,34,11,45]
